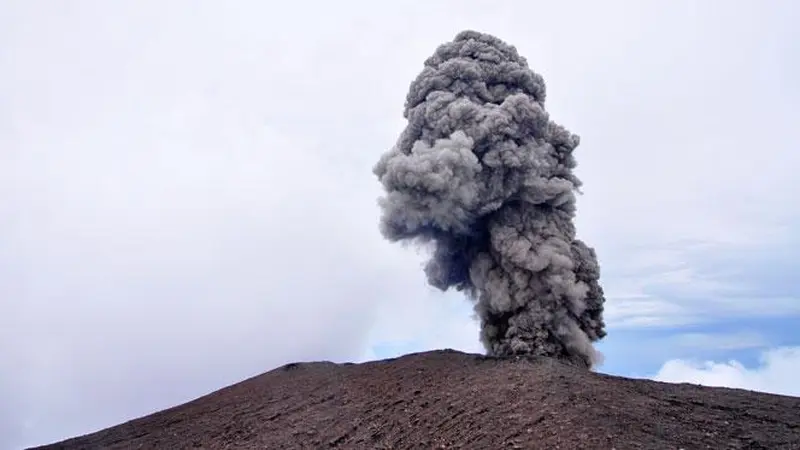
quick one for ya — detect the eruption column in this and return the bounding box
[373,31,606,369]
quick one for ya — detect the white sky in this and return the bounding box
[2,1,798,448]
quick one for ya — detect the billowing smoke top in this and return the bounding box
[373,30,606,369]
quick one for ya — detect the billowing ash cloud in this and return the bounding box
[373,30,606,369]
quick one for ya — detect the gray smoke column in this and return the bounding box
[373,30,606,369]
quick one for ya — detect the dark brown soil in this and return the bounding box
[29,349,800,449]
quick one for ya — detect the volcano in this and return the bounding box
[29,349,800,449]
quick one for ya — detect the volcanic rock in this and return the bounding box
[29,349,800,449]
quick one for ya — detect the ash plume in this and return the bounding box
[373,31,606,369]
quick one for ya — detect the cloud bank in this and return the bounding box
[655,347,800,397]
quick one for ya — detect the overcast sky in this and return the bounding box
[2,1,798,448]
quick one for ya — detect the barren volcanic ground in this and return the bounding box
[30,349,800,449]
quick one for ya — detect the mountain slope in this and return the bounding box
[30,349,800,449]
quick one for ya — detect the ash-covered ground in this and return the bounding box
[31,349,800,450]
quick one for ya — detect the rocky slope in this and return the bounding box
[30,349,800,449]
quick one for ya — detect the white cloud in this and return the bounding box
[669,332,768,352]
[601,239,800,329]
[654,347,800,397]
[362,289,484,361]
